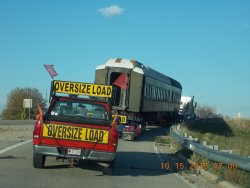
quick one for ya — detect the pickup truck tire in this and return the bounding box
[33,153,46,168]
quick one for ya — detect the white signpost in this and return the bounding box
[23,99,32,120]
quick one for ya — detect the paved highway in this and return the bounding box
[0,126,191,188]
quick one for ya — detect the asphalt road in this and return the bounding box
[0,126,191,188]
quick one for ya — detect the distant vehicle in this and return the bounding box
[134,118,146,133]
[179,96,197,121]
[122,120,145,141]
[95,58,182,126]
[116,116,146,140]
[33,80,118,175]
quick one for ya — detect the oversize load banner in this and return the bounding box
[112,115,127,124]
[52,80,112,98]
[42,124,109,144]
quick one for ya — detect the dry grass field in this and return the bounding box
[181,118,250,157]
[177,118,250,187]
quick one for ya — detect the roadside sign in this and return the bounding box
[23,99,32,120]
[23,99,32,108]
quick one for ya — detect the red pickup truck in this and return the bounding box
[33,80,118,174]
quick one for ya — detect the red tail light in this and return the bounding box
[33,120,42,144]
[109,127,118,152]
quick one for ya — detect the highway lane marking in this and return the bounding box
[153,143,166,163]
[153,142,196,188]
[0,139,32,154]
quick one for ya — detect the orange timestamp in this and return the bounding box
[161,161,238,171]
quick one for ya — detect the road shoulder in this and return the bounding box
[153,139,223,188]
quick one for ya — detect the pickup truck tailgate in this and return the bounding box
[40,121,111,151]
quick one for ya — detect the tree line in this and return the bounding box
[0,88,45,120]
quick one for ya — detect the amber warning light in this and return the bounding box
[52,80,113,98]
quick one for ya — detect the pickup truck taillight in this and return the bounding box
[33,120,42,144]
[109,127,118,152]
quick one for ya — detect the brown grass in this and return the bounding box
[176,118,250,187]
[180,118,250,156]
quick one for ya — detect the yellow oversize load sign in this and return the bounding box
[112,115,127,124]
[52,80,112,98]
[42,124,109,144]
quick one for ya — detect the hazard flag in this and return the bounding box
[36,103,43,121]
[112,73,129,90]
[44,64,57,79]
[111,111,118,128]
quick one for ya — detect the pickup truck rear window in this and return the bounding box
[44,99,111,126]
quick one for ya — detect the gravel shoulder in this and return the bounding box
[0,125,33,150]
[154,141,220,188]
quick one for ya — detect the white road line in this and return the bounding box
[0,139,32,154]
[153,142,165,162]
[153,142,196,188]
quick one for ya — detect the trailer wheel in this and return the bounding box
[33,153,46,168]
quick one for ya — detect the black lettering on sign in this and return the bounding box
[102,87,106,95]
[65,82,69,92]
[98,131,104,142]
[73,127,78,139]
[52,125,58,137]
[60,82,64,91]
[66,127,72,139]
[85,129,105,142]
[58,126,62,137]
[48,125,52,136]
[121,116,125,123]
[89,130,94,140]
[93,130,99,141]
[81,84,86,94]
[97,86,101,94]
[92,86,96,94]
[69,83,74,92]
[107,87,111,96]
[78,129,82,139]
[74,84,79,92]
[53,81,112,98]
[44,125,106,143]
[85,129,89,141]
[86,85,91,94]
[54,82,59,91]
[62,126,67,138]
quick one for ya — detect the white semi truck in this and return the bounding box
[179,96,196,121]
